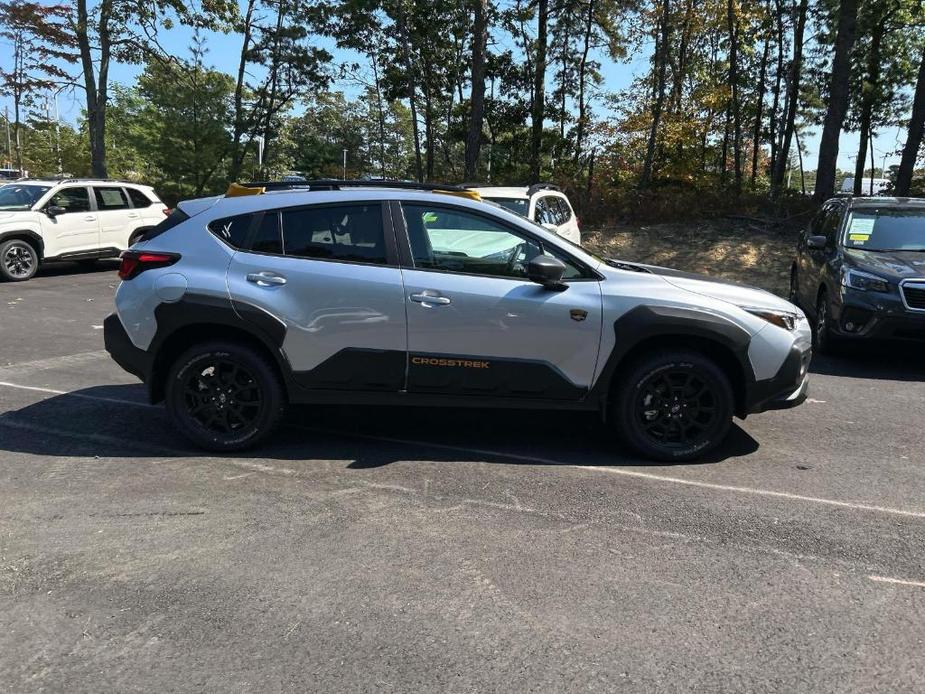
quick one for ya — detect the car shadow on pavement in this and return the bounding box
[810,342,925,382]
[36,259,121,279]
[0,384,758,469]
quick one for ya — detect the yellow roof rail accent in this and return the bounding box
[435,188,481,201]
[226,182,264,197]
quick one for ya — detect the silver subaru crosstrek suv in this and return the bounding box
[105,180,811,461]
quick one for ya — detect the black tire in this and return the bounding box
[128,229,147,246]
[788,266,800,307]
[165,341,286,452]
[813,290,838,355]
[613,350,734,462]
[0,238,39,282]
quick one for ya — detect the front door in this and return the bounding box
[40,186,99,255]
[397,202,603,399]
[225,201,408,391]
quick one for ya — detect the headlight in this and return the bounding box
[743,307,798,331]
[842,269,889,293]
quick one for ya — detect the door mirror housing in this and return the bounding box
[46,205,66,217]
[807,235,828,250]
[526,255,567,290]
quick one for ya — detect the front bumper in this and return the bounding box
[743,344,811,415]
[103,313,153,382]
[831,290,925,341]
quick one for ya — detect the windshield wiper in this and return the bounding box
[876,248,925,253]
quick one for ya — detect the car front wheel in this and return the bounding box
[813,291,838,354]
[613,350,734,462]
[0,239,39,282]
[165,341,286,451]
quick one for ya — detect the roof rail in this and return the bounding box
[526,183,561,196]
[238,178,468,193]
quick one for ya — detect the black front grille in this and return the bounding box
[902,283,925,310]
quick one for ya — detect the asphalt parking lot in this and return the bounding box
[2,263,925,692]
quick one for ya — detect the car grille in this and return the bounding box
[901,282,925,311]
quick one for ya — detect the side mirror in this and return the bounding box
[807,235,828,250]
[46,205,66,217]
[526,255,566,290]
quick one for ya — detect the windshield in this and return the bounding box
[484,197,529,217]
[844,209,925,251]
[0,184,50,210]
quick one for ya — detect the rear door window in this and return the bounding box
[280,203,387,265]
[94,187,130,210]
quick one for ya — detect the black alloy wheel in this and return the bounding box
[166,342,285,451]
[614,350,733,462]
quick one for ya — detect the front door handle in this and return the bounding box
[84,215,96,221]
[246,272,287,286]
[410,291,451,306]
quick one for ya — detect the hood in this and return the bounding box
[844,248,925,281]
[608,259,798,314]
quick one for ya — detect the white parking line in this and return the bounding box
[869,575,925,589]
[2,380,925,522]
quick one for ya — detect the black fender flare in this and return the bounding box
[0,229,45,258]
[588,304,755,409]
[147,293,290,402]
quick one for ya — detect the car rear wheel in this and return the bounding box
[0,239,39,282]
[165,341,286,451]
[613,350,734,462]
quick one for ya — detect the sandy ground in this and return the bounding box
[583,219,799,297]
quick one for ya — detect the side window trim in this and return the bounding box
[393,200,599,281]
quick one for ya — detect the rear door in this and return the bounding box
[94,186,137,250]
[396,201,602,400]
[224,201,408,391]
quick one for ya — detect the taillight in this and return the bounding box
[118,250,180,280]
[162,208,171,216]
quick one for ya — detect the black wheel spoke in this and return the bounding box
[635,365,719,451]
[181,357,264,436]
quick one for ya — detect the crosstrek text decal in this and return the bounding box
[411,356,491,369]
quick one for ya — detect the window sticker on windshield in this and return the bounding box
[849,234,869,244]
[848,216,876,234]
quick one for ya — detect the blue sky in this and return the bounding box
[2,11,906,173]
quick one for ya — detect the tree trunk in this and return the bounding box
[768,0,785,176]
[771,0,808,196]
[228,0,256,181]
[813,0,859,201]
[639,0,671,188]
[464,0,488,180]
[853,19,884,196]
[371,55,388,179]
[751,32,770,187]
[726,0,742,192]
[895,45,925,195]
[75,0,110,178]
[397,3,423,181]
[574,0,595,166]
[530,0,548,181]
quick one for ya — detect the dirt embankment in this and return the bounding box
[583,218,803,297]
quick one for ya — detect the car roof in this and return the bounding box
[17,178,152,188]
[839,196,925,209]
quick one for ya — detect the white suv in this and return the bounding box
[0,179,167,282]
[465,184,581,245]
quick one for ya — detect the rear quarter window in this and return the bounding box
[127,187,155,208]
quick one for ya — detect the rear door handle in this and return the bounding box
[410,291,451,306]
[127,213,139,219]
[84,215,96,221]
[246,272,287,286]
